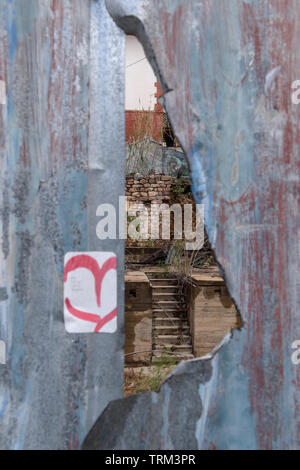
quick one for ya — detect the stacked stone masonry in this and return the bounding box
[126,174,174,205]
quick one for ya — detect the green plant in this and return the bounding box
[135,369,162,394]
[134,360,177,394]
[171,177,186,195]
[157,260,169,273]
[151,355,177,367]
[127,214,140,233]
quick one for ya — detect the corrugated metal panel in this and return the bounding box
[0,0,125,449]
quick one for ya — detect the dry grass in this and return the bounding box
[127,105,163,175]
[124,358,177,397]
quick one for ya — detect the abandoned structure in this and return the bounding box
[125,268,240,366]
[124,173,240,368]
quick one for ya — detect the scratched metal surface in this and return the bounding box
[0,0,125,449]
[84,0,300,449]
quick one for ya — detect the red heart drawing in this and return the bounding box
[64,254,117,332]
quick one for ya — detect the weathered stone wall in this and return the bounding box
[125,271,152,366]
[126,173,179,204]
[125,174,193,248]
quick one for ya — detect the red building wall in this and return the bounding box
[126,82,164,143]
[125,110,164,143]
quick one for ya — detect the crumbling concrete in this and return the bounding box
[125,271,152,366]
[186,269,241,358]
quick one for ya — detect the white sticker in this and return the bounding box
[0,340,6,365]
[0,80,6,105]
[64,252,117,333]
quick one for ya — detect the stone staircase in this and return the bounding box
[147,273,194,362]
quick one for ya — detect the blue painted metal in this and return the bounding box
[82,0,300,450]
[0,0,125,449]
[1,0,299,451]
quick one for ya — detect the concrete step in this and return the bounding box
[152,344,193,354]
[176,354,194,362]
[151,286,179,294]
[153,317,188,326]
[153,309,186,318]
[172,344,193,353]
[153,300,184,309]
[150,279,179,286]
[154,335,192,346]
[152,352,194,362]
[154,325,190,335]
[153,292,181,301]
[147,273,177,278]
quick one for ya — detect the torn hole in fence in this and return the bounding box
[122,31,243,397]
[82,5,245,450]
[83,0,243,449]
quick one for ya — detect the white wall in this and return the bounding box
[126,35,157,111]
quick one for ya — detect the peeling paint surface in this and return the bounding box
[2,0,300,450]
[0,1,125,449]
[82,0,300,450]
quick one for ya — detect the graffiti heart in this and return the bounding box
[64,252,117,333]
